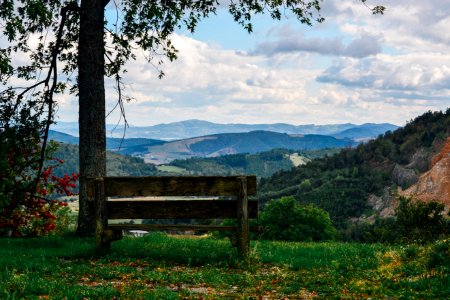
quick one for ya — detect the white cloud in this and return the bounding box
[251,32,381,58]
[3,0,450,128]
[317,53,450,95]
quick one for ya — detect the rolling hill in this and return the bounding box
[140,131,355,164]
[165,148,340,178]
[49,143,158,178]
[52,119,398,140]
[331,123,398,141]
[48,130,165,155]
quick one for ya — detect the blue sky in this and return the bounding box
[8,0,450,127]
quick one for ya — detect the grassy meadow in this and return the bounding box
[1,233,449,299]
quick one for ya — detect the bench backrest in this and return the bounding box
[88,176,258,220]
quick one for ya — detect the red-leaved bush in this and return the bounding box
[0,156,79,237]
[0,107,79,237]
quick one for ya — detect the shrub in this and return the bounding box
[341,217,397,243]
[393,197,448,243]
[0,100,78,237]
[259,196,336,241]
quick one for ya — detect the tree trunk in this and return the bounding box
[77,0,108,236]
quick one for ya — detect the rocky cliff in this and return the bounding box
[402,137,450,207]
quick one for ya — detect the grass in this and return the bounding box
[156,165,187,174]
[1,233,449,299]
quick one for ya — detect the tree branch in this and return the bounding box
[33,2,80,196]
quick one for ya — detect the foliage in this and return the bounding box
[342,197,450,244]
[0,148,78,236]
[50,142,158,178]
[259,196,336,241]
[341,217,397,243]
[169,148,338,178]
[1,233,448,299]
[0,97,78,237]
[171,149,294,178]
[393,197,449,243]
[259,109,450,232]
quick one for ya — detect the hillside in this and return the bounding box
[165,148,339,178]
[49,143,158,177]
[48,130,165,155]
[259,109,450,226]
[142,131,354,164]
[48,138,340,180]
[52,120,398,140]
[331,123,398,141]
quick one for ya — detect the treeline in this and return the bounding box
[259,109,450,229]
[168,148,339,178]
[49,143,158,177]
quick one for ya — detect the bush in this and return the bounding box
[0,99,78,237]
[393,197,448,243]
[341,217,397,243]
[259,196,336,241]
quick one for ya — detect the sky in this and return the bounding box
[12,1,450,127]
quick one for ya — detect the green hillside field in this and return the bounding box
[1,233,448,299]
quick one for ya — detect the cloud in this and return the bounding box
[4,0,450,129]
[121,34,314,103]
[100,33,321,125]
[322,0,450,53]
[317,53,450,95]
[251,33,381,58]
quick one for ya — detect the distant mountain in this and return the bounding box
[48,130,165,155]
[52,119,398,140]
[141,131,355,164]
[331,123,399,140]
[50,121,127,137]
[48,130,79,144]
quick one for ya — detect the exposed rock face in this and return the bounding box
[367,187,396,217]
[402,137,450,207]
[406,148,430,173]
[392,164,419,188]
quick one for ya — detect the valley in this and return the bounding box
[48,111,450,241]
[50,119,396,165]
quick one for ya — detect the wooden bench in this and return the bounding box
[88,176,258,260]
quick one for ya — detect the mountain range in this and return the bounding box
[140,131,354,164]
[51,119,398,141]
[49,120,398,164]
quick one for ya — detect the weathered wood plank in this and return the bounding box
[88,176,257,197]
[106,200,258,219]
[108,224,262,232]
